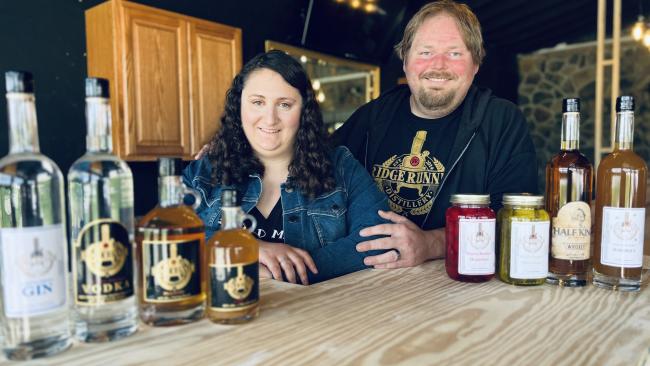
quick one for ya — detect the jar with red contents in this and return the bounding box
[445,194,496,282]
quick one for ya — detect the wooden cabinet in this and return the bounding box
[85,0,242,160]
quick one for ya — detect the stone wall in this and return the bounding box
[518,39,650,192]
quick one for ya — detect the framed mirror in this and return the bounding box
[265,41,380,133]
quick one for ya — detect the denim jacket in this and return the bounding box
[182,146,389,284]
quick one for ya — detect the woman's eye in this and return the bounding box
[279,102,291,109]
[251,100,263,106]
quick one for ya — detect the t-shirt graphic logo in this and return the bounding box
[372,130,445,218]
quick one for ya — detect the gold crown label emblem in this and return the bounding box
[223,265,254,300]
[152,244,195,292]
[81,224,128,277]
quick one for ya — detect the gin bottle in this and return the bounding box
[68,78,137,341]
[0,71,71,360]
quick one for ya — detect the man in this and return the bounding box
[330,0,538,269]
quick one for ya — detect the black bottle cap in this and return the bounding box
[85,77,110,98]
[616,96,634,112]
[562,98,580,113]
[221,189,238,207]
[158,157,182,177]
[5,70,34,93]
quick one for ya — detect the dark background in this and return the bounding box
[0,0,638,215]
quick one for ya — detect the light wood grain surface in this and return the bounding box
[5,260,650,366]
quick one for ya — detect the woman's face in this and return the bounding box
[241,68,302,161]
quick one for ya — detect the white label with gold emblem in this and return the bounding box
[601,207,645,268]
[510,221,550,279]
[0,225,67,317]
[551,201,591,260]
[458,218,495,275]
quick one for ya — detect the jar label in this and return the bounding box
[73,220,134,305]
[600,207,645,268]
[551,201,591,260]
[0,225,67,318]
[510,221,550,279]
[142,235,202,303]
[458,218,495,275]
[210,260,259,311]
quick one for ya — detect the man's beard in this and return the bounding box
[416,86,455,110]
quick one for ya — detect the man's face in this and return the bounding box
[403,13,478,118]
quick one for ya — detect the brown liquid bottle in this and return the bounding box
[593,96,647,292]
[135,158,206,325]
[206,189,259,324]
[545,98,593,287]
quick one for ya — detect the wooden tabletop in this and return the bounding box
[7,260,650,366]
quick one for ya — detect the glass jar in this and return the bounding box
[498,194,550,285]
[445,194,496,282]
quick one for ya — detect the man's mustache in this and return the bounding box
[420,71,456,80]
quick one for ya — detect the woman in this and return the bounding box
[183,50,388,285]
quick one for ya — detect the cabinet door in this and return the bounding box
[123,5,190,158]
[189,21,242,155]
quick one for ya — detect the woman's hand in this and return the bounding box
[259,263,272,279]
[259,241,318,285]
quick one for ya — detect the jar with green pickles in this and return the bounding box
[498,194,550,285]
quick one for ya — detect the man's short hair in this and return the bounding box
[394,0,486,66]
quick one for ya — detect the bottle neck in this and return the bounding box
[86,97,113,153]
[6,93,40,154]
[560,112,580,151]
[614,111,634,151]
[158,176,185,207]
[220,207,243,230]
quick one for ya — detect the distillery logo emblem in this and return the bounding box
[612,212,640,241]
[81,224,128,277]
[224,265,254,300]
[372,131,444,218]
[152,243,195,291]
[20,238,56,278]
[470,222,491,250]
[522,225,544,253]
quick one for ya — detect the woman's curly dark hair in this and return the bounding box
[206,50,336,198]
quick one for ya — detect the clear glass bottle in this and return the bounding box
[0,71,71,360]
[498,194,550,286]
[593,96,647,291]
[136,158,205,326]
[545,98,593,287]
[68,78,137,342]
[207,189,259,324]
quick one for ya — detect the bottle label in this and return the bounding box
[458,218,495,275]
[551,201,591,260]
[210,260,259,311]
[142,236,202,303]
[509,221,550,279]
[73,220,134,305]
[0,225,67,317]
[600,207,645,268]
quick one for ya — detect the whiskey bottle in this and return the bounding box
[207,189,259,324]
[0,71,71,359]
[593,96,648,291]
[136,158,205,325]
[68,78,137,341]
[546,98,593,287]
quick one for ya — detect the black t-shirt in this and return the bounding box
[370,96,461,227]
[250,200,284,243]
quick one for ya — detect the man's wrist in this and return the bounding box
[426,227,446,260]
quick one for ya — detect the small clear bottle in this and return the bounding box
[498,194,550,285]
[68,78,138,342]
[0,71,71,360]
[207,189,259,324]
[445,194,495,282]
[136,158,205,326]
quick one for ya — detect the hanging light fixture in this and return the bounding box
[643,29,650,47]
[632,15,645,41]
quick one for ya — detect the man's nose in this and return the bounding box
[428,53,447,69]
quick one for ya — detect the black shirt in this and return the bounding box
[249,200,284,243]
[370,96,461,227]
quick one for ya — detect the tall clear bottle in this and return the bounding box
[593,96,648,291]
[545,98,593,287]
[68,78,137,341]
[0,71,71,359]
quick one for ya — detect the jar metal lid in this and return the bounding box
[502,193,544,206]
[450,194,490,205]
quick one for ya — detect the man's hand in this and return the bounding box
[357,210,445,269]
[259,241,318,285]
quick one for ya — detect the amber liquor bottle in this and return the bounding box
[593,96,647,291]
[545,98,593,287]
[207,189,259,324]
[135,158,206,325]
